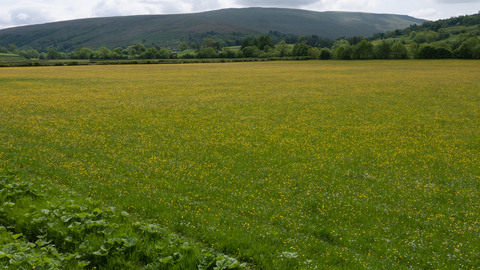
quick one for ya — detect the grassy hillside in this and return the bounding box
[0,8,425,51]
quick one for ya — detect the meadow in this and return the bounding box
[0,60,479,269]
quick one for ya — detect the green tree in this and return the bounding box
[242,46,255,58]
[275,41,290,57]
[39,52,47,60]
[179,42,188,51]
[144,47,157,59]
[27,49,40,59]
[214,42,222,53]
[194,42,201,52]
[334,44,352,60]
[332,39,349,50]
[0,46,8,53]
[437,28,449,40]
[352,40,374,59]
[292,43,310,56]
[47,48,60,60]
[203,38,215,48]
[219,48,235,58]
[454,37,479,59]
[79,48,94,59]
[309,47,321,59]
[416,44,437,59]
[128,43,146,56]
[257,35,275,50]
[18,50,29,59]
[97,47,111,59]
[414,32,427,44]
[204,47,217,58]
[156,48,171,59]
[432,41,451,50]
[319,48,332,60]
[240,39,251,50]
[8,44,18,54]
[391,42,408,59]
[409,31,417,39]
[374,40,391,59]
[472,45,480,59]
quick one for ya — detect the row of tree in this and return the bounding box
[2,21,479,61]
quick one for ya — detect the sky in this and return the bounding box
[1,0,479,30]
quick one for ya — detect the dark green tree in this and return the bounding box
[319,48,332,60]
[374,40,391,59]
[179,42,188,51]
[18,50,29,59]
[391,42,408,59]
[352,40,374,59]
[334,44,352,60]
[292,43,310,56]
[240,39,251,50]
[47,48,60,59]
[27,49,40,59]
[242,46,255,58]
[97,47,111,59]
[275,41,289,57]
[8,44,18,53]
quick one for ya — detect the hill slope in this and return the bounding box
[0,7,426,50]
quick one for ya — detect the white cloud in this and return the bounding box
[409,8,442,20]
[432,0,480,3]
[305,0,384,11]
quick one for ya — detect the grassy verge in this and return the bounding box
[0,168,248,269]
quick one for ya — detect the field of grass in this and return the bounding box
[1,60,479,269]
[0,53,24,61]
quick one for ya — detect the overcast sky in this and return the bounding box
[1,0,479,30]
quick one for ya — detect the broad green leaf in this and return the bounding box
[173,252,183,262]
[102,227,114,235]
[12,233,23,239]
[93,249,109,256]
[78,260,90,267]
[198,255,215,270]
[9,254,26,265]
[61,215,73,223]
[160,256,173,265]
[214,258,230,270]
[122,237,137,247]
[281,251,299,258]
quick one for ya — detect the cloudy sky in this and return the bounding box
[1,0,479,30]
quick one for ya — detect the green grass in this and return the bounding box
[0,60,479,269]
[0,53,24,61]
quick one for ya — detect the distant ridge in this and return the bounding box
[0,7,426,50]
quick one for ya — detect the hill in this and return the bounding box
[0,7,425,51]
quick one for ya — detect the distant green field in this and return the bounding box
[1,61,479,269]
[0,53,23,60]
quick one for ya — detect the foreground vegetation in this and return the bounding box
[1,61,479,269]
[0,169,248,269]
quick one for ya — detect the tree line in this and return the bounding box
[1,11,479,61]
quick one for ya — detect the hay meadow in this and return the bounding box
[1,60,479,269]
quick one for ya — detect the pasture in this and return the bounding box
[0,60,479,269]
